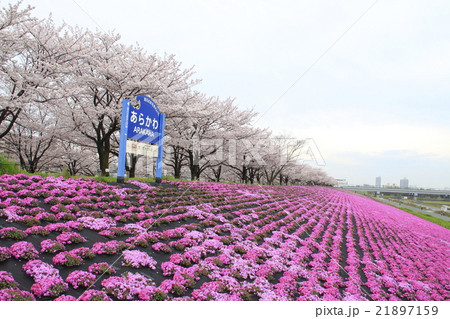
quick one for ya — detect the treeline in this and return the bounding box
[0,2,335,186]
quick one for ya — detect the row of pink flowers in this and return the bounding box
[0,174,449,300]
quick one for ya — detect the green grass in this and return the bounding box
[93,176,163,183]
[25,171,63,178]
[362,194,450,229]
[418,200,450,208]
[39,174,181,184]
[397,207,450,230]
[422,200,450,205]
[19,172,177,184]
[158,176,190,182]
[50,175,156,184]
[0,153,25,175]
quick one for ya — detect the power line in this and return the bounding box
[255,0,379,124]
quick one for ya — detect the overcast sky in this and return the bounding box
[8,0,450,188]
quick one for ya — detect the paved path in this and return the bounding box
[378,197,450,222]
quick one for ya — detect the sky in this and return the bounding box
[5,0,450,188]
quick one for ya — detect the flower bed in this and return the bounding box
[52,252,83,267]
[10,241,39,260]
[122,250,157,269]
[0,247,11,262]
[0,271,18,289]
[0,174,448,300]
[31,277,68,298]
[66,270,96,289]
[22,259,68,298]
[40,239,65,253]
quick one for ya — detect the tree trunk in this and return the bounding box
[92,118,116,177]
[213,165,222,182]
[174,163,181,179]
[171,146,184,178]
[256,172,261,184]
[28,159,38,173]
[242,165,248,184]
[97,143,110,176]
[188,150,200,181]
[267,171,276,185]
[195,168,201,180]
[190,165,200,181]
[248,167,257,184]
[68,160,78,176]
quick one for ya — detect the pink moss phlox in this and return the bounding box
[23,260,60,282]
[66,270,96,289]
[78,289,112,301]
[54,294,77,301]
[0,246,11,261]
[30,277,69,298]
[55,231,86,245]
[101,272,154,300]
[88,262,116,275]
[0,288,35,301]
[10,241,39,260]
[121,250,157,269]
[40,239,65,253]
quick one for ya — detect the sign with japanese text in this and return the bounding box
[127,95,161,144]
[117,95,166,183]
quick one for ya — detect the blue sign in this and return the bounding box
[127,95,162,144]
[117,95,166,183]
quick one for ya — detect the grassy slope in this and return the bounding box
[0,153,25,175]
[351,189,450,229]
[396,207,450,229]
[418,200,450,208]
[371,197,450,229]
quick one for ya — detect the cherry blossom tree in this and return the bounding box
[0,8,90,173]
[57,141,97,176]
[203,102,260,182]
[63,30,197,176]
[261,137,305,185]
[0,2,338,185]
[163,91,201,179]
[0,2,36,138]
[223,127,271,183]
[1,102,59,172]
[292,164,336,186]
[164,93,259,181]
[0,3,87,139]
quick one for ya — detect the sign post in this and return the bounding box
[117,95,165,184]
[117,99,130,183]
[155,112,165,183]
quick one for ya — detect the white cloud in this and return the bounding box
[288,122,450,159]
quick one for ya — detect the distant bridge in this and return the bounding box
[342,187,450,198]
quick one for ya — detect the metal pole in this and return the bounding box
[117,99,130,183]
[155,113,165,183]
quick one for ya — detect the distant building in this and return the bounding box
[400,178,409,189]
[375,176,381,188]
[335,179,348,187]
